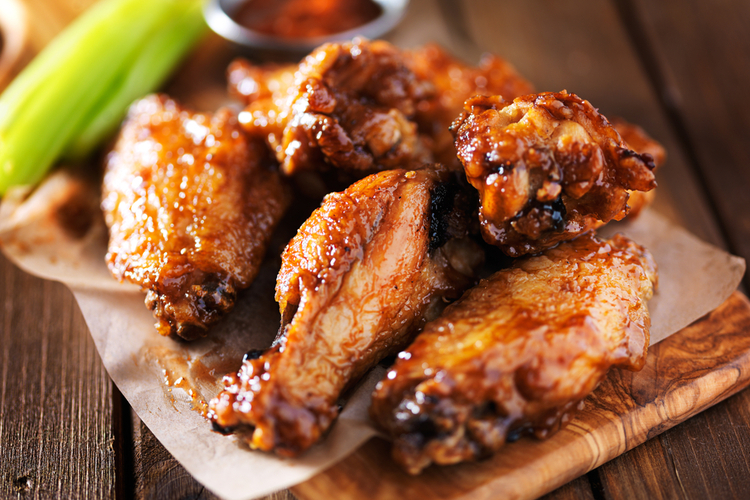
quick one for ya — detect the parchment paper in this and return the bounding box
[0,169,745,500]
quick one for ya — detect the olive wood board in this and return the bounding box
[292,290,750,500]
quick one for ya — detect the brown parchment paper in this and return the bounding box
[0,170,745,499]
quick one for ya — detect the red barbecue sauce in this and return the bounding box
[233,0,383,39]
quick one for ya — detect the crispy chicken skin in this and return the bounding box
[405,44,534,167]
[231,41,533,178]
[237,39,434,176]
[102,95,289,340]
[371,232,657,474]
[611,118,667,217]
[227,59,297,109]
[208,166,484,456]
[452,92,658,257]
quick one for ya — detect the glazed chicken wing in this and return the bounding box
[228,59,297,108]
[371,232,657,474]
[452,92,658,256]
[611,117,667,217]
[208,166,484,456]
[405,44,534,167]
[102,95,289,340]
[231,41,533,179]
[238,39,434,176]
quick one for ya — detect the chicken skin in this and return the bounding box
[238,39,434,176]
[227,59,297,110]
[371,232,657,474]
[611,117,667,217]
[452,92,658,257]
[405,44,534,167]
[231,41,533,179]
[102,95,289,340]
[208,166,484,456]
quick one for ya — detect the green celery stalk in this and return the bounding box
[0,0,206,195]
[67,0,207,159]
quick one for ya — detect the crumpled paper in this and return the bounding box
[0,170,744,500]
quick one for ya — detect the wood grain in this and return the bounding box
[292,292,750,500]
[616,0,750,288]
[539,476,596,500]
[0,251,119,498]
[597,389,750,500]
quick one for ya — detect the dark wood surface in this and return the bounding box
[1,0,749,499]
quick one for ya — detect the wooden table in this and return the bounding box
[1,0,749,498]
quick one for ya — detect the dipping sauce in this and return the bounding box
[232,0,383,39]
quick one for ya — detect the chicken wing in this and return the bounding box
[231,41,534,179]
[611,117,667,217]
[452,92,658,256]
[208,165,484,456]
[405,44,534,167]
[370,232,657,474]
[228,59,297,108]
[238,39,434,176]
[102,95,289,340]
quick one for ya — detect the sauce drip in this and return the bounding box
[142,340,244,418]
[233,0,383,39]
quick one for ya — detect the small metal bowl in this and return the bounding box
[203,0,409,56]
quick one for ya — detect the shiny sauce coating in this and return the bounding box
[370,232,657,474]
[452,91,657,257]
[102,95,289,339]
[208,166,484,456]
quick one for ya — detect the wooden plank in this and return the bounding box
[292,292,750,500]
[539,476,596,500]
[584,2,750,498]
[596,388,750,500]
[0,251,118,498]
[614,0,750,287]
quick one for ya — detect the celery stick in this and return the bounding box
[0,0,151,134]
[0,0,174,192]
[0,0,206,195]
[67,1,207,158]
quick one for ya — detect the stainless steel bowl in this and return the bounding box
[203,0,410,55]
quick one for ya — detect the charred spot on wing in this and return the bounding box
[545,197,567,232]
[428,181,458,252]
[211,421,235,435]
[407,416,439,442]
[175,323,207,341]
[194,278,236,311]
[242,349,266,363]
[428,177,481,253]
[616,145,656,170]
[511,196,567,240]
[472,400,499,419]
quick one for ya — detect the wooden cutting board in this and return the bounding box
[292,291,750,500]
